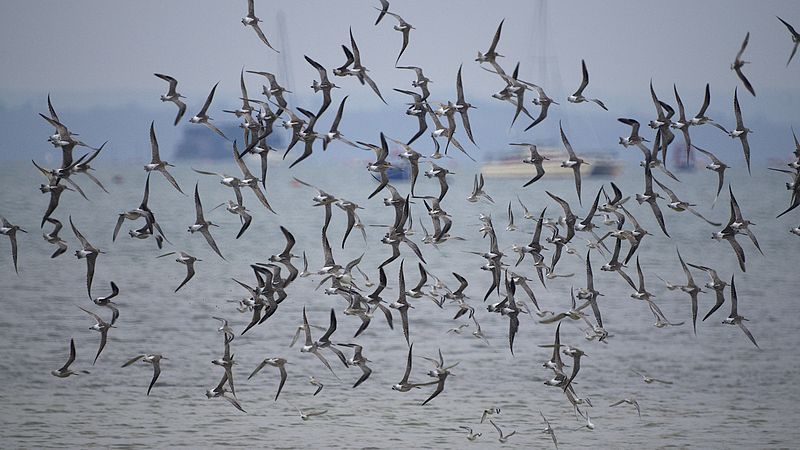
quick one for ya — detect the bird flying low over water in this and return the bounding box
[688,263,728,322]
[93,281,121,325]
[515,143,548,186]
[206,372,246,414]
[420,349,458,406]
[710,187,749,272]
[0,214,26,274]
[188,184,225,260]
[70,217,102,298]
[454,64,478,146]
[158,251,200,292]
[300,307,339,378]
[490,420,516,443]
[122,354,167,396]
[42,218,67,259]
[51,338,89,378]
[692,145,728,207]
[609,398,641,418]
[77,306,114,365]
[652,177,721,226]
[724,274,758,348]
[249,357,289,401]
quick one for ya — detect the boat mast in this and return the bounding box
[527,0,567,144]
[275,10,295,105]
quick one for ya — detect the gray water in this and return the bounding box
[0,156,798,449]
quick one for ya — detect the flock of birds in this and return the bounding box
[2,1,800,446]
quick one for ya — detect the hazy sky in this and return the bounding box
[0,0,798,159]
[2,1,798,104]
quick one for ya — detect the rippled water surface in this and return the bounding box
[0,158,798,448]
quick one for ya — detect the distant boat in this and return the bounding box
[372,159,410,181]
[481,146,623,179]
[669,142,698,171]
[173,125,285,160]
[387,164,409,180]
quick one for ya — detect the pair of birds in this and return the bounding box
[460,420,516,443]
[392,344,458,406]
[55,308,165,395]
[154,76,228,140]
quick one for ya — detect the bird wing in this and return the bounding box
[400,343,414,384]
[374,0,390,25]
[93,328,107,365]
[59,338,77,372]
[69,216,91,249]
[395,24,411,65]
[735,32,750,61]
[573,59,590,96]
[175,260,196,292]
[486,19,504,56]
[319,308,338,342]
[222,394,247,413]
[421,374,446,406]
[304,55,329,84]
[703,287,726,322]
[122,354,145,367]
[353,363,373,388]
[738,321,759,348]
[171,98,187,126]
[236,210,252,240]
[490,419,503,437]
[363,72,387,104]
[302,307,314,347]
[276,365,288,400]
[156,166,183,195]
[147,362,161,395]
[47,94,61,122]
[201,228,225,260]
[559,123,578,161]
[725,235,746,272]
[508,313,519,355]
